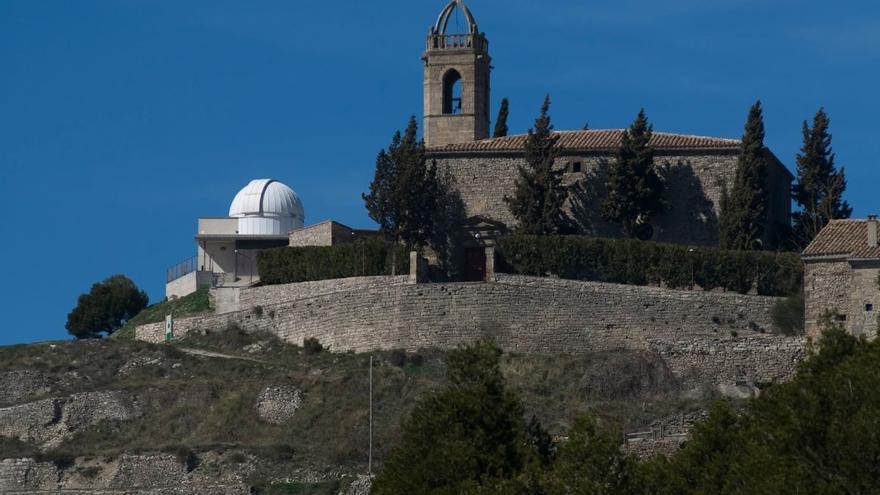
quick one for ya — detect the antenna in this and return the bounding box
[368,355,373,475]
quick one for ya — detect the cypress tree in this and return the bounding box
[719,101,769,250]
[602,109,666,237]
[363,117,440,248]
[493,97,510,138]
[791,108,852,248]
[505,95,567,235]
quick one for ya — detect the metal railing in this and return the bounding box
[167,256,198,283]
[428,33,486,51]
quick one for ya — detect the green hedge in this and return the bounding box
[496,235,802,297]
[257,239,409,285]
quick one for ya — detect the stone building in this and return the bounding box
[802,217,880,338]
[422,1,792,253]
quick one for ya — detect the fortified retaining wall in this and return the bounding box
[138,275,805,388]
[215,276,409,314]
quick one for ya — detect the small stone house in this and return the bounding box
[803,217,880,338]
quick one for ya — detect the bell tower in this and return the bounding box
[423,0,491,148]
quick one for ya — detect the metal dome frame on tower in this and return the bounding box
[432,0,479,35]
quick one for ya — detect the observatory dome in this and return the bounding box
[229,179,305,235]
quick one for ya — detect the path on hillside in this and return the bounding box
[178,347,267,364]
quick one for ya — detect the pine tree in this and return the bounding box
[601,109,666,237]
[494,97,510,138]
[505,95,567,235]
[791,108,852,248]
[372,338,535,494]
[719,101,769,250]
[362,117,440,248]
[66,275,149,339]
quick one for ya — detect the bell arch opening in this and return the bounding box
[443,69,463,115]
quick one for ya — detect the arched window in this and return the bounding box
[443,70,463,115]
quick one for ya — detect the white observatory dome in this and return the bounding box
[228,179,305,235]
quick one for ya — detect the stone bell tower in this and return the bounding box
[423,0,491,148]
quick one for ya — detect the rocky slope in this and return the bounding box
[0,329,722,494]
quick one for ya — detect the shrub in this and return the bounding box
[389,349,407,367]
[257,238,409,285]
[303,337,323,355]
[407,353,425,367]
[771,290,805,335]
[495,235,802,297]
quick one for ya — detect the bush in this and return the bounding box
[407,353,425,367]
[389,349,407,367]
[257,238,409,285]
[66,274,149,339]
[771,290,805,335]
[495,235,802,297]
[303,337,323,355]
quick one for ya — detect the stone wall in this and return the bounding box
[804,259,880,338]
[213,276,409,314]
[430,150,791,247]
[288,220,358,248]
[0,391,141,449]
[138,275,805,389]
[0,453,369,495]
[0,453,251,494]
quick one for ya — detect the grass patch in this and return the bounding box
[113,289,212,340]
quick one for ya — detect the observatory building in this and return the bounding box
[166,179,305,299]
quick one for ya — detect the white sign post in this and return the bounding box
[165,314,173,342]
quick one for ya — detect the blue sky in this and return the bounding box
[1,0,878,345]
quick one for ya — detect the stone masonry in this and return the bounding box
[428,149,791,247]
[138,274,805,390]
[802,219,880,338]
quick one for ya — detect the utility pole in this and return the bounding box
[368,355,373,475]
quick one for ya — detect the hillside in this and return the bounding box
[0,327,714,494]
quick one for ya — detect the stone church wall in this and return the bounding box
[431,150,791,247]
[138,275,805,389]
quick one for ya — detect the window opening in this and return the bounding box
[443,70,463,115]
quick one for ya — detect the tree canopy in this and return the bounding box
[372,338,538,494]
[363,117,442,249]
[65,274,148,339]
[494,97,510,138]
[791,108,852,249]
[602,109,666,238]
[719,101,769,250]
[505,96,568,235]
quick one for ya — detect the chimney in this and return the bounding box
[869,215,879,248]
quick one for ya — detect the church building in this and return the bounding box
[423,0,792,254]
[166,0,795,297]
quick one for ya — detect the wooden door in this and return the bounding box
[464,248,487,282]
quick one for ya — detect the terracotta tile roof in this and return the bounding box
[426,129,742,153]
[802,219,880,259]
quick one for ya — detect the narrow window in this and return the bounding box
[570,161,582,173]
[836,314,848,322]
[443,70,463,115]
[867,304,874,312]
